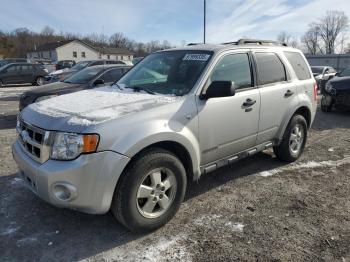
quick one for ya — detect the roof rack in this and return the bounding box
[222,39,288,47]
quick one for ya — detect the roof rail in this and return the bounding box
[187,43,204,46]
[222,39,287,47]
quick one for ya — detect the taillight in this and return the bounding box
[313,83,318,101]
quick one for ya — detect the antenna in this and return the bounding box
[203,0,206,44]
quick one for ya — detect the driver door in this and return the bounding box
[196,52,260,165]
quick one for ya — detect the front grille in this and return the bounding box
[336,94,350,105]
[16,118,50,163]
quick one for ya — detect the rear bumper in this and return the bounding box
[12,140,130,214]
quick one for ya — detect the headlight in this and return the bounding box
[50,132,99,160]
[325,82,335,94]
[35,94,58,102]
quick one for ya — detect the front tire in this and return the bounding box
[111,148,187,233]
[35,76,44,86]
[274,115,308,162]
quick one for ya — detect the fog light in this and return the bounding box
[52,183,77,201]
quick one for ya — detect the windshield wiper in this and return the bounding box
[113,83,123,90]
[129,86,156,95]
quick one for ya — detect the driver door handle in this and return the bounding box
[242,98,256,107]
[284,90,294,97]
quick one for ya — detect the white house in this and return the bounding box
[27,40,134,62]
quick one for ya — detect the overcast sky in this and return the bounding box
[1,0,350,45]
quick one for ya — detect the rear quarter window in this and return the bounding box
[284,51,311,80]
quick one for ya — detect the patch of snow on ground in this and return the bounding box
[0,226,20,236]
[30,86,182,126]
[81,234,191,262]
[328,148,335,152]
[193,214,245,233]
[16,237,37,245]
[10,177,24,186]
[259,155,350,177]
[224,222,245,232]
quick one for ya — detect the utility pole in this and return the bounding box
[204,0,206,44]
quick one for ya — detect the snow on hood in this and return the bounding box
[29,86,182,126]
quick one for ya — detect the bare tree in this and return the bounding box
[277,31,299,48]
[317,10,349,54]
[301,23,323,54]
[109,32,128,48]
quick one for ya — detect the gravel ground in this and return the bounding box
[0,86,349,262]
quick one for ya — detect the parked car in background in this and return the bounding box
[19,65,131,110]
[45,59,127,83]
[13,39,316,232]
[0,58,27,68]
[55,60,76,70]
[311,66,337,94]
[0,63,48,87]
[321,67,350,112]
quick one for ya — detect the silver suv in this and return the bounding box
[13,39,317,232]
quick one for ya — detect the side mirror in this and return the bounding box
[200,81,235,100]
[93,79,104,86]
[335,72,340,77]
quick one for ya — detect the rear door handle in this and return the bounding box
[284,90,294,97]
[242,98,256,107]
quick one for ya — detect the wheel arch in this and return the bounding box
[125,140,196,182]
[276,105,312,142]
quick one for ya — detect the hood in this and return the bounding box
[25,82,82,96]
[21,86,182,132]
[329,76,350,91]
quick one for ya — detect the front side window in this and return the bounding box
[118,50,213,96]
[100,68,124,83]
[284,51,311,80]
[340,67,350,77]
[255,52,287,85]
[210,53,253,90]
[71,61,90,70]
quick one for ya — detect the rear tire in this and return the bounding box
[111,148,187,233]
[321,96,332,112]
[273,115,308,162]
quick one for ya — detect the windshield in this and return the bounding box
[311,67,323,74]
[118,50,213,96]
[63,66,102,84]
[71,61,90,71]
[340,67,350,77]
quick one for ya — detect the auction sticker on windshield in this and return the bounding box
[183,54,210,61]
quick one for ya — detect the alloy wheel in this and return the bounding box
[136,168,177,219]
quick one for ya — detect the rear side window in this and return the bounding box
[106,60,124,65]
[255,52,287,85]
[211,53,253,90]
[284,51,311,80]
[91,61,104,66]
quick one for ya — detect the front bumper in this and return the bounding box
[12,140,130,214]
